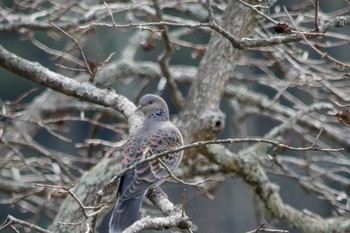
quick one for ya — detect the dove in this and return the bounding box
[109,94,183,233]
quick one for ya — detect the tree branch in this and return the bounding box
[0,45,139,127]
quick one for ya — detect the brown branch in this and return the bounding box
[30,36,85,68]
[33,184,110,226]
[50,23,94,80]
[284,7,350,69]
[314,0,320,32]
[237,0,276,24]
[156,158,218,199]
[205,0,244,49]
[152,0,184,109]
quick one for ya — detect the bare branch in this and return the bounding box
[0,215,52,233]
[1,1,350,233]
[98,136,342,199]
[0,45,139,127]
[50,23,94,80]
[152,0,184,109]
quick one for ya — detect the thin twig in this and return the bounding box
[157,158,217,198]
[12,88,39,106]
[104,2,116,26]
[238,0,277,24]
[98,136,343,197]
[205,0,243,49]
[284,7,350,69]
[246,223,289,233]
[314,0,320,32]
[50,23,94,78]
[152,0,184,109]
[181,189,186,217]
[34,184,109,226]
[0,215,52,233]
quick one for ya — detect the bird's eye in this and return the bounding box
[148,100,154,104]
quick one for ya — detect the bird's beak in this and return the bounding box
[135,105,142,112]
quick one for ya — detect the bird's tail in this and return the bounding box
[109,192,145,233]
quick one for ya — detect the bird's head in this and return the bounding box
[136,94,169,120]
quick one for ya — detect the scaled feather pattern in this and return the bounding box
[109,94,183,233]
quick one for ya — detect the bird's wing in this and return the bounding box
[119,125,183,201]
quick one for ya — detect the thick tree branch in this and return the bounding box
[119,188,193,233]
[0,45,138,127]
[180,0,259,142]
[202,141,350,233]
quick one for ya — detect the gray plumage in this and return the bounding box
[109,94,183,233]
